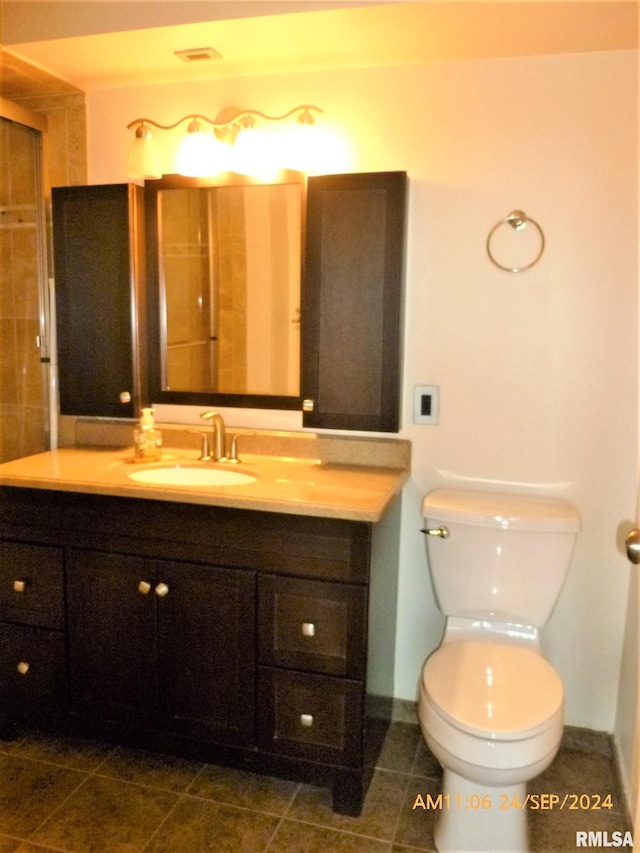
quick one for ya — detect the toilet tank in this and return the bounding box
[422,489,581,627]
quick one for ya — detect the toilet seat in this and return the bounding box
[423,640,563,740]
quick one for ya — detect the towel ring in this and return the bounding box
[486,210,545,273]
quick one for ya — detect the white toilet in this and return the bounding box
[418,488,580,853]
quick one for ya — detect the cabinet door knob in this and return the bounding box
[301,622,315,638]
[155,582,169,598]
[119,391,131,403]
[17,661,30,675]
[300,713,314,728]
[302,399,315,412]
[13,579,26,593]
[138,580,152,595]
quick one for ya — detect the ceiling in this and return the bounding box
[1,1,637,93]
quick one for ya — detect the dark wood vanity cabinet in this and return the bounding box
[302,171,407,432]
[52,184,146,418]
[0,488,398,816]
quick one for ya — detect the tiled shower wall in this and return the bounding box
[0,47,87,461]
[0,51,87,191]
[0,118,45,461]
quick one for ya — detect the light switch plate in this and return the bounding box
[413,385,439,425]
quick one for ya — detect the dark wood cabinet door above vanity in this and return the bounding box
[302,171,407,432]
[52,184,146,418]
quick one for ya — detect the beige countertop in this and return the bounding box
[0,440,409,522]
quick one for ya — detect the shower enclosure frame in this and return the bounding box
[0,96,56,455]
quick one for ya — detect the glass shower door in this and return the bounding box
[0,116,51,463]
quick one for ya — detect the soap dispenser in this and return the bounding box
[133,408,162,462]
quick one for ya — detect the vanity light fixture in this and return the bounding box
[126,105,322,179]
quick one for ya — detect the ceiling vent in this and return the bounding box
[174,47,222,63]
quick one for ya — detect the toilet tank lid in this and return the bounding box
[422,489,581,532]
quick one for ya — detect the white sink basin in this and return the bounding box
[128,465,256,488]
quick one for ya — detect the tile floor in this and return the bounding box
[0,722,631,852]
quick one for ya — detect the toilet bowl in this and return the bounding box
[421,640,564,783]
[418,489,580,852]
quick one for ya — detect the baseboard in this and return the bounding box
[368,695,419,723]
[389,698,420,724]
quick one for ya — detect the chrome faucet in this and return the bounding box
[200,411,227,462]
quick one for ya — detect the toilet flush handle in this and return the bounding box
[421,526,450,539]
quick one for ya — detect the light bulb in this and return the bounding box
[128,124,162,179]
[176,119,221,178]
[282,110,322,173]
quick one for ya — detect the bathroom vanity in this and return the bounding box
[0,432,408,815]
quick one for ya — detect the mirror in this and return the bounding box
[145,172,304,410]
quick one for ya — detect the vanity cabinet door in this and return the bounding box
[158,561,256,745]
[52,183,146,418]
[66,549,256,744]
[66,550,158,725]
[302,171,407,432]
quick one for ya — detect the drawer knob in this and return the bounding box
[17,661,30,675]
[301,622,315,638]
[300,713,314,728]
[138,580,152,595]
[155,582,169,598]
[13,579,26,593]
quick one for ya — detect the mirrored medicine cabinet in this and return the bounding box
[52,170,407,432]
[145,171,304,411]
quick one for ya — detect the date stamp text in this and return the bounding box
[411,792,615,811]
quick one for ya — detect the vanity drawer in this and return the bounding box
[258,575,366,678]
[0,541,64,629]
[0,623,67,708]
[258,667,363,767]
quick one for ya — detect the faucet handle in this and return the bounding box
[227,432,255,464]
[186,429,211,461]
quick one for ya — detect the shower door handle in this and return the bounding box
[625,529,640,564]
